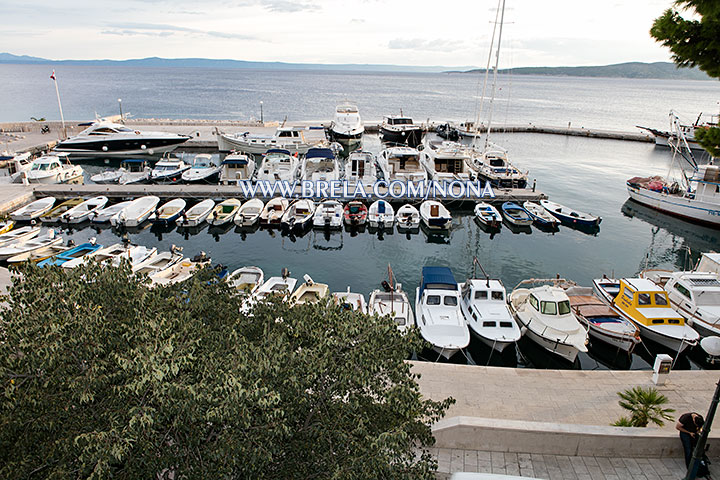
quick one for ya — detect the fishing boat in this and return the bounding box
[10,197,56,221]
[217,126,314,155]
[328,104,364,144]
[255,149,300,183]
[419,200,451,230]
[60,196,108,223]
[91,201,132,224]
[182,154,221,184]
[474,202,502,229]
[7,242,69,264]
[133,249,184,275]
[150,157,190,184]
[396,204,420,231]
[176,199,215,227]
[299,147,341,182]
[0,220,14,235]
[637,110,714,152]
[118,159,151,185]
[54,121,190,156]
[209,198,242,226]
[0,229,61,261]
[332,287,368,314]
[420,140,474,183]
[38,240,102,268]
[501,202,533,226]
[368,200,395,230]
[379,115,423,147]
[523,201,559,229]
[540,199,601,228]
[259,197,289,226]
[40,198,84,223]
[0,151,32,184]
[415,266,470,360]
[26,153,83,184]
[508,278,589,363]
[281,199,315,231]
[343,201,368,226]
[150,198,186,224]
[150,253,210,286]
[290,274,329,305]
[0,226,41,247]
[313,200,343,229]
[368,283,414,333]
[376,146,427,183]
[219,153,256,185]
[228,266,265,294]
[112,196,160,227]
[344,151,379,185]
[234,198,264,227]
[564,285,641,353]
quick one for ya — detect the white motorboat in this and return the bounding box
[259,197,289,226]
[0,152,33,184]
[119,159,151,185]
[112,195,160,227]
[523,201,559,229]
[150,157,190,184]
[313,200,343,229]
[299,147,341,182]
[474,202,502,230]
[379,115,423,147]
[252,273,298,303]
[377,146,427,183]
[54,121,190,157]
[332,287,368,314]
[420,140,473,183]
[368,200,395,230]
[0,229,61,261]
[182,154,221,184]
[40,198,84,223]
[369,284,414,333]
[290,274,329,305]
[460,275,521,353]
[61,242,138,269]
[10,197,56,221]
[133,249,184,275]
[0,226,41,248]
[564,285,641,353]
[396,204,420,231]
[415,266,470,360]
[228,266,265,294]
[90,168,123,185]
[508,279,589,363]
[255,149,300,183]
[219,153,256,185]
[26,153,83,184]
[344,150,379,184]
[91,201,132,224]
[281,199,315,231]
[150,254,210,286]
[234,198,264,227]
[217,126,314,155]
[209,198,242,226]
[328,104,364,143]
[419,200,451,230]
[111,245,157,269]
[60,196,108,224]
[471,147,528,189]
[177,199,215,227]
[150,198,186,225]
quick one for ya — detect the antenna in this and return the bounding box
[472,257,491,287]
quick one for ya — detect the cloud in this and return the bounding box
[350,18,366,24]
[102,22,258,40]
[388,38,466,52]
[234,0,319,13]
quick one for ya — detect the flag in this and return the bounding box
[50,70,56,81]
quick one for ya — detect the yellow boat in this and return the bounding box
[0,220,14,234]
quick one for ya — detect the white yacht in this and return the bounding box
[182,154,221,184]
[255,149,299,183]
[313,200,343,229]
[217,126,314,155]
[368,200,395,230]
[328,104,364,143]
[460,277,521,353]
[26,153,83,184]
[377,146,427,183]
[119,159,151,185]
[219,153,256,185]
[299,147,341,182]
[344,150,379,185]
[420,140,473,183]
[150,157,190,184]
[415,266,470,360]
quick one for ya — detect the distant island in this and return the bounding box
[454,61,713,80]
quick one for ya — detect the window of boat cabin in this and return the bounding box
[444,296,458,306]
[491,291,504,301]
[637,293,651,306]
[623,287,634,303]
[541,301,557,315]
[654,293,669,306]
[88,127,118,135]
[426,295,441,305]
[673,283,692,300]
[475,290,488,300]
[529,295,539,311]
[558,300,571,315]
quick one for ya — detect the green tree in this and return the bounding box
[0,262,452,479]
[651,1,720,156]
[613,386,675,427]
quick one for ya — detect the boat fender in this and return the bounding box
[102,145,108,152]
[520,326,528,335]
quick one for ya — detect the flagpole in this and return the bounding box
[51,70,66,138]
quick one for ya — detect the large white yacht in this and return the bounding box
[328,104,364,143]
[420,140,474,183]
[376,146,427,183]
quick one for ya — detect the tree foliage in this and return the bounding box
[613,386,675,427]
[0,262,452,479]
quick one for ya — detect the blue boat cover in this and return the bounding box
[121,159,146,164]
[222,158,249,165]
[378,201,386,214]
[266,149,291,155]
[306,148,334,159]
[420,266,457,296]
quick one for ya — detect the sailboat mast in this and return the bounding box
[472,0,503,150]
[484,0,507,150]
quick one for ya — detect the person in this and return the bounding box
[676,412,705,468]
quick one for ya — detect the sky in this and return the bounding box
[1,0,680,68]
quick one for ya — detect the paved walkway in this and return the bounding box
[432,448,716,479]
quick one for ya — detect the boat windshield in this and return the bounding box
[558,300,571,315]
[32,162,57,171]
[654,293,668,306]
[491,291,504,301]
[638,293,651,305]
[444,296,458,306]
[541,301,557,315]
[427,295,441,305]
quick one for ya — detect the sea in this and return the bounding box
[2,64,720,370]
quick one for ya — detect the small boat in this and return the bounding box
[10,197,56,221]
[508,278,589,363]
[217,126,314,155]
[343,201,368,226]
[219,153,256,185]
[592,276,622,305]
[112,195,161,227]
[332,287,368,314]
[252,272,298,303]
[419,200,451,230]
[415,266,470,359]
[313,200,343,229]
[368,269,414,333]
[150,157,190,184]
[26,153,83,184]
[149,254,210,286]
[523,201,559,229]
[40,198,84,223]
[501,202,533,226]
[177,199,215,227]
[299,147,341,182]
[90,167,123,184]
[38,240,103,268]
[133,249,184,275]
[7,242,70,264]
[60,196,108,223]
[564,284,641,353]
[474,202,502,229]
[540,199,601,227]
[379,115,423,147]
[0,220,14,235]
[91,201,132,224]
[118,159,151,185]
[0,226,41,247]
[396,204,420,231]
[259,197,289,226]
[328,104,364,144]
[344,150,379,185]
[368,200,395,230]
[255,149,300,183]
[0,151,33,184]
[472,146,528,189]
[234,198,264,227]
[228,266,265,294]
[290,274,329,305]
[281,199,315,231]
[62,242,145,269]
[150,198,186,224]
[182,154,221,184]
[209,199,242,226]
[111,245,157,269]
[0,229,62,261]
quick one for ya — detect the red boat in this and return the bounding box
[343,201,368,226]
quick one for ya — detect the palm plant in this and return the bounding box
[613,386,675,427]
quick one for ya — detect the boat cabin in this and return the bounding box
[665,272,720,311]
[30,154,70,172]
[418,267,459,309]
[121,159,148,172]
[0,152,32,177]
[698,252,720,274]
[81,123,137,136]
[384,116,414,126]
[191,154,214,169]
[524,288,572,318]
[689,164,720,204]
[347,151,376,182]
[425,142,470,174]
[461,279,514,329]
[614,278,684,326]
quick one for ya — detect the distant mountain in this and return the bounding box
[0,52,473,73]
[457,61,714,80]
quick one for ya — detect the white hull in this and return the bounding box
[218,134,312,155]
[519,319,581,362]
[469,328,515,353]
[627,185,720,226]
[27,171,83,184]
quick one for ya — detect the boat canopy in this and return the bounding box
[266,149,291,155]
[222,158,249,165]
[420,266,457,296]
[306,148,335,159]
[121,159,147,164]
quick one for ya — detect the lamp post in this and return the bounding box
[260,101,264,124]
[118,98,123,121]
